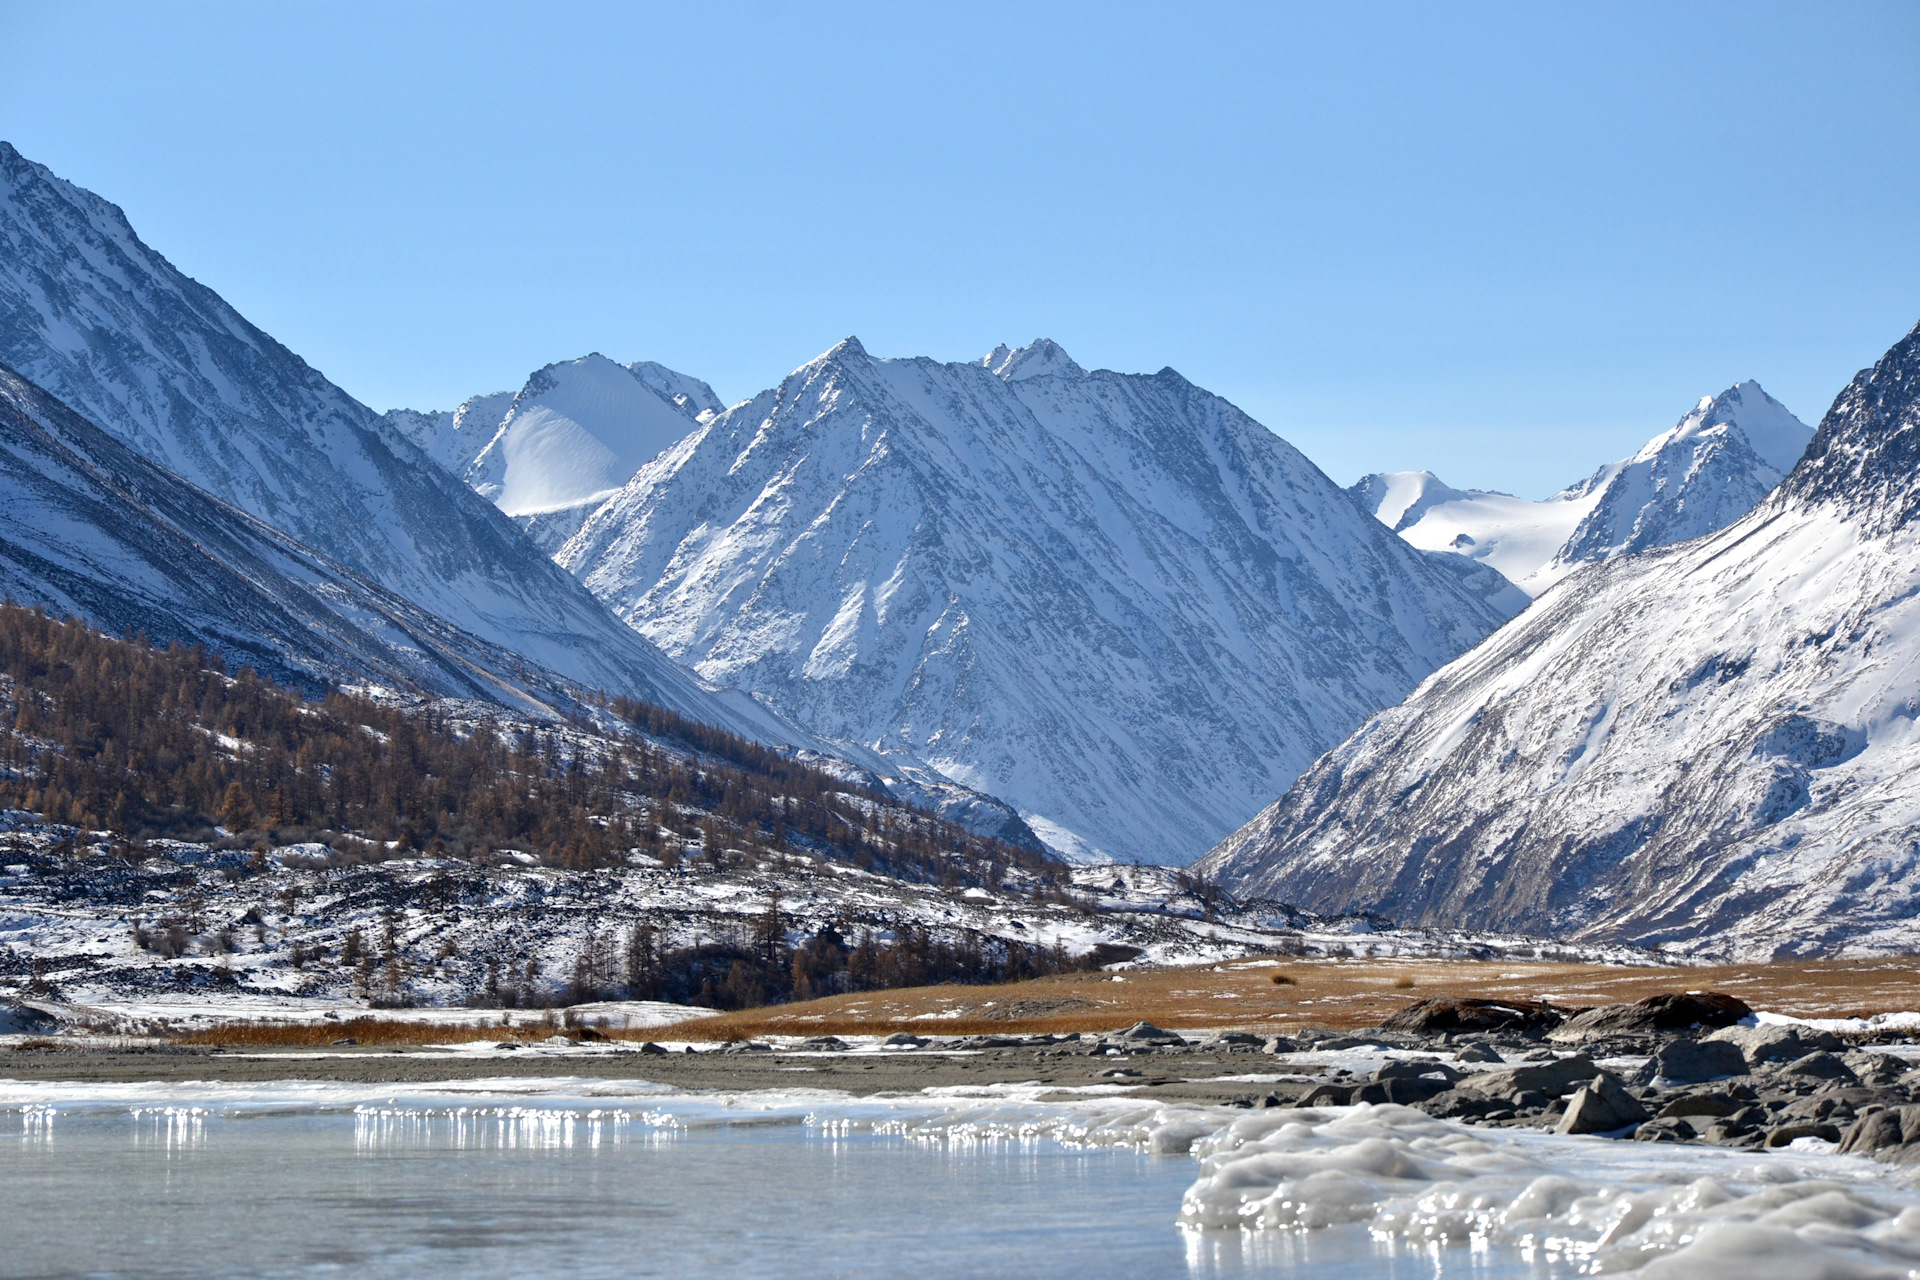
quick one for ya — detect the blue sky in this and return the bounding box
[2,1,1916,497]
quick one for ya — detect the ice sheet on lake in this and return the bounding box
[8,1076,1920,1274]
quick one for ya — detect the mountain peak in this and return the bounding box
[826,335,870,362]
[1633,380,1807,472]
[988,339,1084,382]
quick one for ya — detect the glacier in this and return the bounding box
[1354,381,1813,596]
[1200,321,1920,956]
[554,336,1524,865]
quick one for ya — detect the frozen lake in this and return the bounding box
[4,1079,1917,1278]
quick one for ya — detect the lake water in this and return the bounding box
[3,1078,1915,1279]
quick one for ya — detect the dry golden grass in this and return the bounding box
[178,1017,526,1047]
[164,956,1920,1046]
[671,954,1920,1041]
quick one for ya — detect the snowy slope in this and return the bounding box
[1200,322,1920,957]
[1355,471,1599,591]
[1353,382,1812,595]
[387,356,714,553]
[557,337,1523,865]
[465,354,702,515]
[0,361,614,709]
[0,140,782,738]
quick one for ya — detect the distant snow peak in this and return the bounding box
[1363,382,1813,596]
[468,353,698,516]
[987,338,1086,382]
[390,354,717,521]
[558,336,1519,866]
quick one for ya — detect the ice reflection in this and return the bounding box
[131,1106,207,1154]
[351,1105,672,1153]
[18,1103,56,1147]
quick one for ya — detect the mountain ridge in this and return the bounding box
[556,336,1524,864]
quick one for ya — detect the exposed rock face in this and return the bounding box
[559,337,1523,863]
[1199,322,1920,955]
[1377,997,1563,1038]
[1547,993,1752,1043]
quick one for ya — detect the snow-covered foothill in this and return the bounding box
[558,337,1523,865]
[1202,321,1920,956]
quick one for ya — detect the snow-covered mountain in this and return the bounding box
[556,337,1525,864]
[0,360,633,708]
[387,355,718,552]
[0,139,774,735]
[1353,382,1812,595]
[1200,322,1920,957]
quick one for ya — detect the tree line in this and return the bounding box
[0,603,1049,884]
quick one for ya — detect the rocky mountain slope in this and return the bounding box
[0,140,776,737]
[1354,382,1812,595]
[1200,322,1920,957]
[388,355,720,552]
[556,337,1525,865]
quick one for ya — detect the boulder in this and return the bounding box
[1308,1035,1388,1051]
[1634,1117,1696,1142]
[1838,1106,1920,1163]
[1372,1057,1462,1084]
[882,1032,927,1047]
[1118,1022,1185,1046]
[1704,1022,1844,1066]
[638,1041,668,1055]
[1378,997,1564,1038]
[1653,1038,1748,1084]
[1556,1073,1651,1136]
[1418,1087,1502,1120]
[1548,992,1752,1044]
[1776,1051,1858,1084]
[1765,1121,1843,1148]
[799,1036,850,1051]
[1462,1053,1597,1100]
[1843,1051,1905,1084]
[1382,1076,1452,1105]
[1657,1092,1737,1121]
[1455,1043,1504,1064]
[1205,1032,1265,1049]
